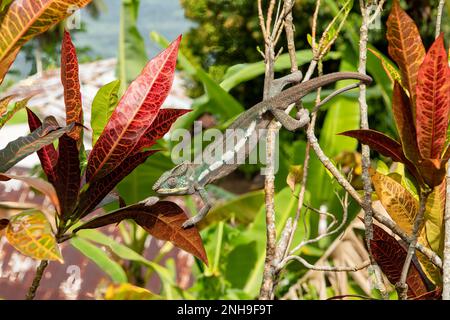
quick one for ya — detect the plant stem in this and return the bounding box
[443,161,450,299]
[26,260,49,300]
[435,0,445,38]
[396,188,431,300]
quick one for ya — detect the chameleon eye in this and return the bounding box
[167,177,177,188]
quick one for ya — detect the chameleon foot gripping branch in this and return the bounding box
[153,71,372,228]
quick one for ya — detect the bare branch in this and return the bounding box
[287,256,370,272]
[435,0,445,38]
[396,188,431,300]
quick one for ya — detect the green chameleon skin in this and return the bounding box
[153,71,372,228]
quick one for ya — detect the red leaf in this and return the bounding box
[74,201,208,265]
[415,34,450,160]
[340,129,424,185]
[0,218,9,231]
[386,0,425,108]
[76,150,156,219]
[392,82,420,164]
[370,223,429,298]
[54,134,80,219]
[26,108,58,183]
[86,36,181,183]
[417,158,447,188]
[132,108,190,154]
[61,30,83,141]
[339,129,405,162]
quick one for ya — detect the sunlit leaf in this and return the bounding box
[371,170,418,235]
[105,283,160,300]
[61,30,83,141]
[0,97,29,129]
[74,201,208,265]
[386,0,425,108]
[86,36,180,182]
[6,210,63,262]
[424,181,445,254]
[367,47,403,87]
[415,34,450,160]
[0,0,92,83]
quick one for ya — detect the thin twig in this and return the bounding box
[435,0,445,38]
[26,260,49,300]
[288,256,370,272]
[396,188,431,300]
[443,160,450,299]
[358,0,387,298]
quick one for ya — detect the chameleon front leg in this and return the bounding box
[270,107,310,131]
[182,187,212,228]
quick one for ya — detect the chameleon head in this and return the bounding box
[152,162,196,195]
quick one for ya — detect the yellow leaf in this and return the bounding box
[105,283,160,300]
[424,182,445,255]
[6,210,63,262]
[416,236,442,286]
[286,165,303,192]
[371,170,418,234]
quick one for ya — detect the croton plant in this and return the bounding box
[0,31,207,266]
[342,0,450,299]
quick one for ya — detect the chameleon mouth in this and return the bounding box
[154,187,189,195]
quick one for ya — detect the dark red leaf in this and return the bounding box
[54,134,80,219]
[61,30,83,141]
[370,222,429,298]
[415,34,450,160]
[76,150,156,219]
[339,129,405,162]
[74,201,208,265]
[26,108,58,183]
[0,218,9,231]
[417,158,447,188]
[132,108,190,154]
[86,36,181,183]
[392,82,420,164]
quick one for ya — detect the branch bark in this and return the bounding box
[26,260,49,300]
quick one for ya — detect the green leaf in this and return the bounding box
[91,80,121,145]
[0,97,28,129]
[77,229,176,285]
[197,190,264,230]
[70,236,127,283]
[105,283,161,300]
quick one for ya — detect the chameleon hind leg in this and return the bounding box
[270,107,310,131]
[182,187,212,228]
